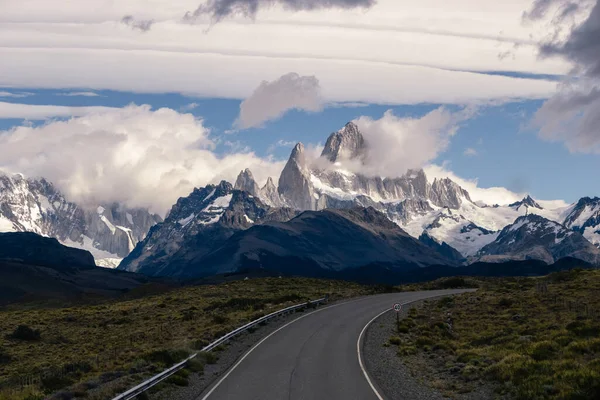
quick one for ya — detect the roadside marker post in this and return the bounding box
[393,303,402,334]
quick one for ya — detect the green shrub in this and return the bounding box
[211,314,229,324]
[416,337,435,348]
[143,349,189,366]
[7,325,41,341]
[187,358,204,373]
[437,297,455,308]
[197,351,218,365]
[389,336,402,345]
[166,371,189,387]
[529,341,559,361]
[0,347,11,364]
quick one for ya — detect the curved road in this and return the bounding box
[198,289,470,400]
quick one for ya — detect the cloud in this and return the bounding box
[235,72,323,129]
[56,91,101,97]
[180,102,199,112]
[424,164,525,206]
[184,0,376,23]
[121,15,155,32]
[0,1,565,105]
[0,91,34,98]
[464,147,478,156]
[0,104,285,215]
[0,102,117,120]
[425,163,569,207]
[526,0,600,152]
[267,139,297,153]
[337,107,474,177]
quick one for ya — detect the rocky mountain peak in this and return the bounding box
[509,195,542,211]
[260,176,283,207]
[234,168,260,197]
[476,214,600,265]
[278,143,314,210]
[289,142,306,165]
[431,177,473,208]
[321,121,366,163]
[264,177,276,190]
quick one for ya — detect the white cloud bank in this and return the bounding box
[335,107,474,177]
[236,72,323,129]
[0,0,564,104]
[0,104,284,215]
[0,102,116,120]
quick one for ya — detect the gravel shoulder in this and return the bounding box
[363,297,498,400]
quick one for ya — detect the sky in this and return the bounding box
[0,0,599,214]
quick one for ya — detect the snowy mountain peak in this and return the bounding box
[0,171,161,266]
[431,178,473,209]
[563,196,600,247]
[477,214,600,265]
[234,168,260,197]
[321,121,366,163]
[509,195,542,211]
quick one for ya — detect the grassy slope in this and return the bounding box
[389,270,600,399]
[0,277,372,399]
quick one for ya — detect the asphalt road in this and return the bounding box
[198,289,471,400]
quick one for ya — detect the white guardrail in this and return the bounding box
[112,297,328,400]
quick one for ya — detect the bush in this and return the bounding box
[197,351,218,365]
[211,314,229,324]
[166,371,189,387]
[437,297,455,308]
[187,358,204,373]
[389,336,402,345]
[0,347,11,364]
[416,337,435,348]
[7,325,41,341]
[498,297,513,307]
[143,349,189,366]
[529,341,559,361]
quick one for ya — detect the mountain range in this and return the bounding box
[0,172,162,268]
[2,121,600,280]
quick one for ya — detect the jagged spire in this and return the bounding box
[234,168,260,196]
[321,122,366,163]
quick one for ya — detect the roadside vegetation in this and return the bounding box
[388,269,600,399]
[0,277,372,400]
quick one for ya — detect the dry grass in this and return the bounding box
[389,269,600,399]
[0,277,371,399]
